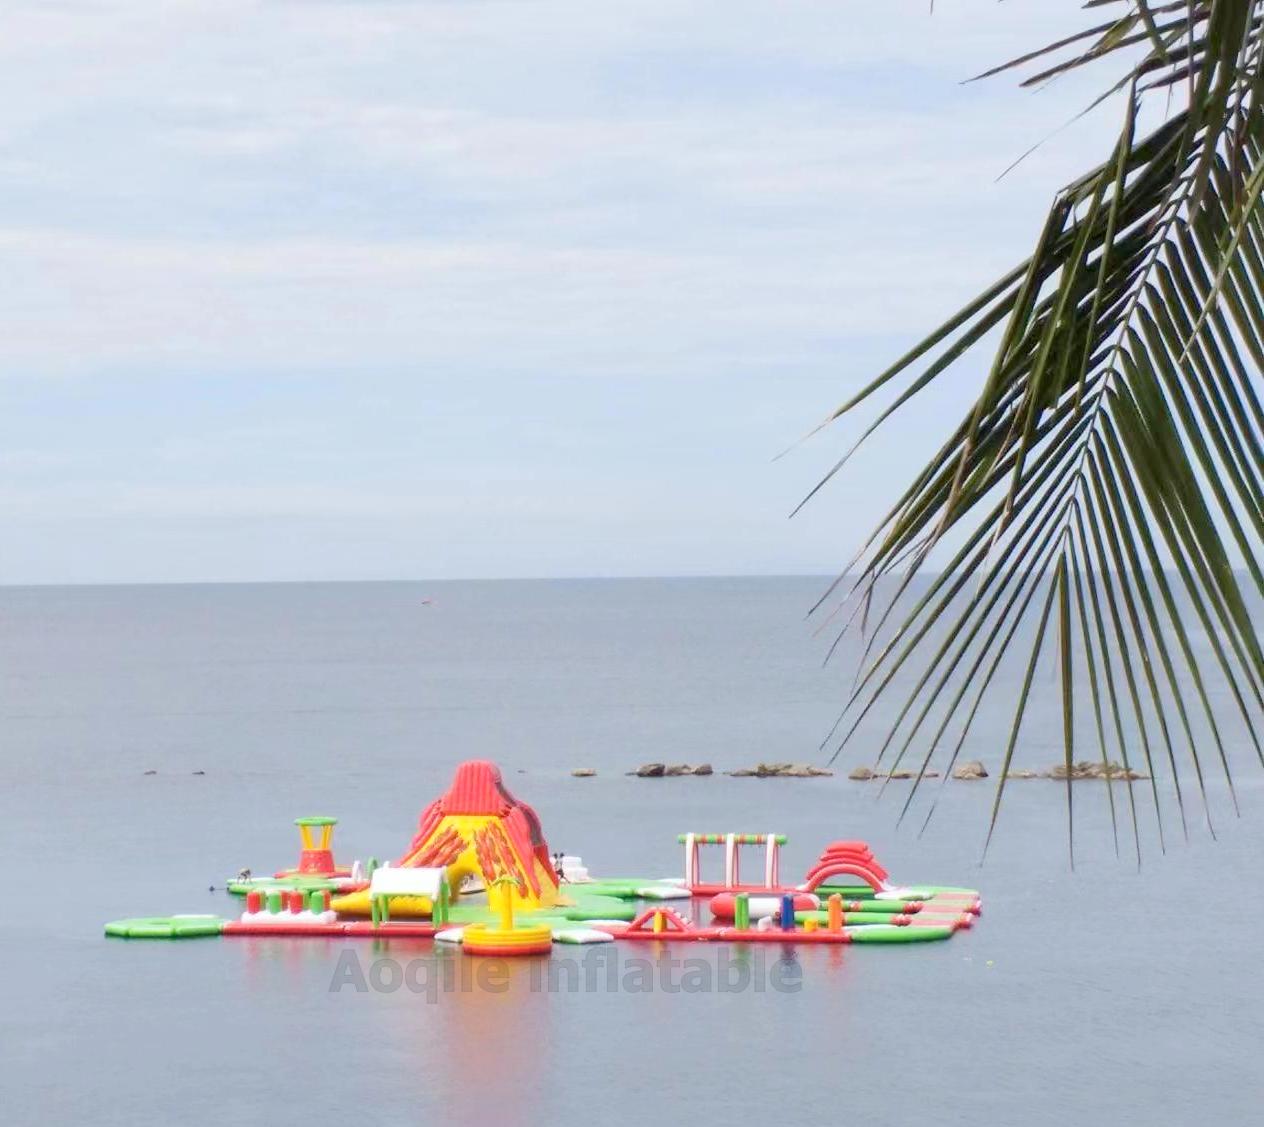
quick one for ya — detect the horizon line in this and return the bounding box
[0,572,846,590]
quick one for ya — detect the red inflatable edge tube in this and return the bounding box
[223,921,441,938]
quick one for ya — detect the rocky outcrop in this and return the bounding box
[631,763,665,777]
[571,768,596,777]
[726,762,833,778]
[845,758,1147,782]
[628,763,712,777]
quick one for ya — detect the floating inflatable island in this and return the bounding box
[105,760,981,949]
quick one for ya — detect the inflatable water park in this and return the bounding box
[105,760,981,950]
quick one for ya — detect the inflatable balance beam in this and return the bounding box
[593,923,959,944]
[104,915,447,939]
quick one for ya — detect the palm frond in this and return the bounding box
[810,1,1264,856]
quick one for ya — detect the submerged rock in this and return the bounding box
[850,765,941,781]
[1050,760,1147,781]
[727,762,833,778]
[951,760,988,780]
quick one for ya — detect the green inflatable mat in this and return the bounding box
[812,885,978,901]
[447,891,637,926]
[577,879,687,900]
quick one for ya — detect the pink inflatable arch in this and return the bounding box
[800,840,889,892]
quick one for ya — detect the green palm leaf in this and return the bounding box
[809,1,1264,858]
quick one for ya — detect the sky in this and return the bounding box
[0,1,1140,584]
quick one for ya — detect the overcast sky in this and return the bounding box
[0,1,1139,584]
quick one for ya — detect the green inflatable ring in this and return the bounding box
[105,916,226,939]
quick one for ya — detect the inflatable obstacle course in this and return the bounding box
[105,759,981,954]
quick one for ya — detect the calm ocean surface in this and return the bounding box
[2,577,1261,1125]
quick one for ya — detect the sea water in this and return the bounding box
[1,578,1260,1125]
